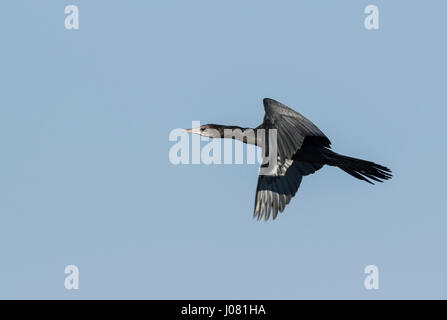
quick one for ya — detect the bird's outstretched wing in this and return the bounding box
[262,98,331,160]
[253,98,329,221]
[253,159,323,221]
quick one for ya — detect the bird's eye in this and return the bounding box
[201,127,205,131]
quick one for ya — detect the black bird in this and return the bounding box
[185,98,392,221]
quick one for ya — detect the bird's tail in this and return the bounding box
[323,149,392,184]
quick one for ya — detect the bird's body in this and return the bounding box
[185,98,392,221]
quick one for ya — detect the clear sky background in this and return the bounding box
[0,1,446,299]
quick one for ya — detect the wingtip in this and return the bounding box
[262,97,279,106]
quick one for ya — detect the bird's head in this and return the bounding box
[184,124,222,138]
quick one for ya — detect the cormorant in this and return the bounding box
[185,98,392,221]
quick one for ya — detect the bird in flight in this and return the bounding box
[185,98,392,221]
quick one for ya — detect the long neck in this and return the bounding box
[214,125,259,146]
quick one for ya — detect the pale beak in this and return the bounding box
[184,127,201,134]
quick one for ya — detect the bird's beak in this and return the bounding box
[184,127,201,134]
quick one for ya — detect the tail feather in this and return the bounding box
[323,150,392,184]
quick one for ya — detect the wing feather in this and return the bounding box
[262,98,330,160]
[253,158,323,221]
[252,98,330,221]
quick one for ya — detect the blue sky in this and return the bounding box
[0,0,446,299]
